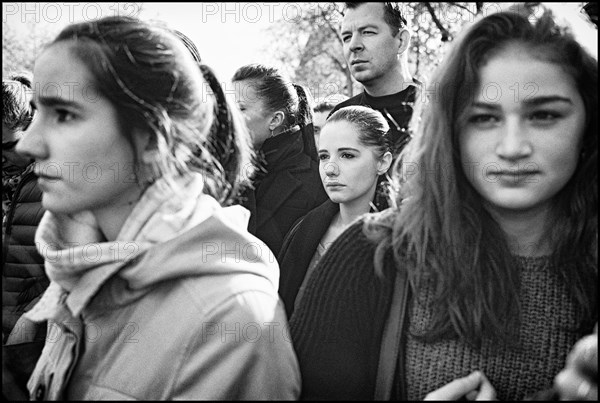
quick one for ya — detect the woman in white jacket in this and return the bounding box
[13,15,300,400]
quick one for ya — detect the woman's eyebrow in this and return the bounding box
[37,95,84,111]
[522,95,573,107]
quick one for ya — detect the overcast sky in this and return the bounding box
[140,3,282,82]
[2,2,298,83]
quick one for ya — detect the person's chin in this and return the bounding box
[40,194,63,214]
[351,69,374,84]
[40,190,81,215]
[326,194,346,204]
[482,189,550,215]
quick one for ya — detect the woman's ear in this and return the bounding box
[377,151,393,175]
[132,129,164,186]
[131,129,153,159]
[269,111,285,131]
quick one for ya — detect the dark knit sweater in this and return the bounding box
[290,221,591,401]
[405,256,585,401]
[289,222,395,400]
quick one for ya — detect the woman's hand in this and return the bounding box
[424,370,497,400]
[554,325,598,401]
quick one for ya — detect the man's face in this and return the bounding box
[313,110,330,146]
[340,3,402,86]
[2,123,31,169]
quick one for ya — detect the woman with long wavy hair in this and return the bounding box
[290,7,597,401]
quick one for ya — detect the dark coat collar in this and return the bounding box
[254,128,316,230]
[261,127,311,173]
[278,200,339,317]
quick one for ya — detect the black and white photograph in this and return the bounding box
[2,2,597,400]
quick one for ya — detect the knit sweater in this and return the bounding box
[405,256,586,401]
[290,221,591,401]
[289,222,395,400]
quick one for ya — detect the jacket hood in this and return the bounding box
[121,203,280,290]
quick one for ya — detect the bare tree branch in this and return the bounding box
[424,2,451,41]
[447,2,479,15]
[320,7,343,44]
[323,49,346,70]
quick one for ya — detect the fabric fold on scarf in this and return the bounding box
[25,173,221,321]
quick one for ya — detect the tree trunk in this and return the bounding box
[346,68,353,97]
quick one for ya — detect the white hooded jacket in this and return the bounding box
[20,173,300,400]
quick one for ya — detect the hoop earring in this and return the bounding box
[270,129,275,138]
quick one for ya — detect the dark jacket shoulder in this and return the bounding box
[247,129,328,256]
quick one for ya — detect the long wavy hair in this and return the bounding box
[366,9,598,346]
[51,16,253,206]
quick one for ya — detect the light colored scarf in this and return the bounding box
[25,173,222,322]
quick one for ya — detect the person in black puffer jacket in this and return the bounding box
[2,73,48,400]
